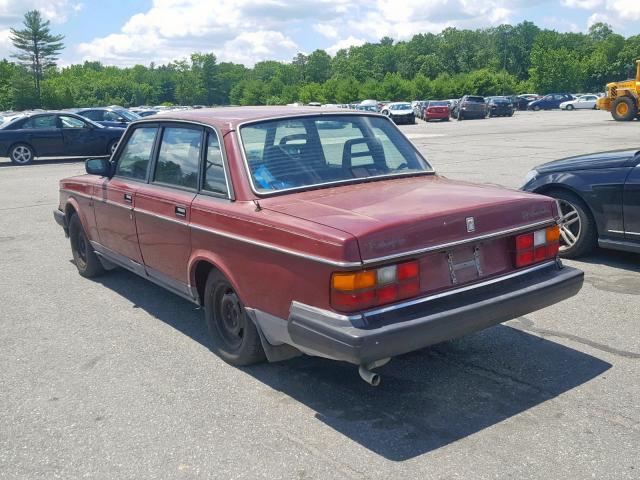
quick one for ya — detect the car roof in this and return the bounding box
[134,106,380,133]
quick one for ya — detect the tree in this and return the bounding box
[10,10,65,105]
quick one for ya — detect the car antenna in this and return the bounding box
[253,200,262,212]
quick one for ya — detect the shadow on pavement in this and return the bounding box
[0,157,85,168]
[575,248,640,273]
[95,267,611,462]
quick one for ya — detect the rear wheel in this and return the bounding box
[545,190,597,258]
[611,97,637,121]
[204,271,265,366]
[10,143,34,165]
[69,214,105,278]
[532,105,541,111]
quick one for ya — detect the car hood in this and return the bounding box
[260,175,557,261]
[536,149,639,173]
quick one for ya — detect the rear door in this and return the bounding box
[134,125,202,294]
[93,126,158,269]
[623,156,640,239]
[58,114,104,156]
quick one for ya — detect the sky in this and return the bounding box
[1,0,640,68]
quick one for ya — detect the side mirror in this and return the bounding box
[86,158,111,176]
[117,117,127,123]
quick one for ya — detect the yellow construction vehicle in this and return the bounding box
[597,59,640,121]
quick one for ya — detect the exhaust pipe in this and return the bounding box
[358,358,390,386]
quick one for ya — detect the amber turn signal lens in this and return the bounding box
[331,270,376,291]
[546,225,560,243]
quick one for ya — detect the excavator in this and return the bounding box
[597,59,640,121]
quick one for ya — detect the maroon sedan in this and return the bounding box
[423,101,450,121]
[54,107,583,385]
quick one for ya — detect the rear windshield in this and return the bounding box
[240,115,432,194]
[429,101,448,107]
[465,96,485,103]
[490,98,510,103]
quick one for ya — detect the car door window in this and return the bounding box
[115,127,158,180]
[21,115,57,129]
[104,111,122,122]
[202,131,228,195]
[81,110,103,121]
[153,127,201,189]
[59,115,87,129]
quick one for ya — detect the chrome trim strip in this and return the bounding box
[235,112,435,198]
[625,231,640,236]
[364,260,557,317]
[607,229,625,234]
[290,301,362,322]
[361,219,555,265]
[189,222,362,268]
[134,207,188,226]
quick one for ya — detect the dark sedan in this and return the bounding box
[75,107,140,128]
[0,111,125,165]
[522,149,640,257]
[486,97,514,117]
[451,96,487,120]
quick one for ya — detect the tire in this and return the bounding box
[566,105,574,111]
[9,143,34,165]
[532,105,541,111]
[457,111,464,121]
[545,189,597,259]
[69,214,105,278]
[107,139,118,156]
[611,97,637,122]
[204,270,265,366]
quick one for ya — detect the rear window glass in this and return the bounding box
[21,115,57,129]
[239,115,431,194]
[465,97,485,103]
[428,101,448,107]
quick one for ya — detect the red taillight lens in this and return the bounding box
[515,225,560,268]
[330,260,421,312]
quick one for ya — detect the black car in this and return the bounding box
[451,96,487,120]
[0,111,125,165]
[522,149,640,257]
[75,107,140,128]
[486,97,514,117]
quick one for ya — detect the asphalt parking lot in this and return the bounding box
[0,110,638,479]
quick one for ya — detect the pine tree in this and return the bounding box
[10,10,65,105]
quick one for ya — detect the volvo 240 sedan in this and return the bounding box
[54,107,583,385]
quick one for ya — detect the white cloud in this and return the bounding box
[0,0,81,23]
[314,23,339,39]
[561,0,603,8]
[326,36,366,55]
[220,31,298,66]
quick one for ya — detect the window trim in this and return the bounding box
[200,129,231,198]
[236,112,434,198]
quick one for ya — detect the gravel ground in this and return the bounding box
[0,109,638,479]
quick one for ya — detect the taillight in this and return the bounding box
[514,225,560,268]
[331,260,420,312]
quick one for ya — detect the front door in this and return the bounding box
[58,114,103,156]
[93,126,159,268]
[623,159,640,239]
[134,125,203,295]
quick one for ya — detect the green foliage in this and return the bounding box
[2,19,640,111]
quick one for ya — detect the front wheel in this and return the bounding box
[204,271,265,366]
[10,143,34,165]
[69,214,105,278]
[611,97,637,121]
[547,190,597,258]
[532,105,541,111]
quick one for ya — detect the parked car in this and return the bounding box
[413,100,428,119]
[0,111,124,165]
[53,107,583,385]
[381,102,416,124]
[451,96,487,120]
[75,107,140,128]
[522,149,640,258]
[131,109,159,118]
[514,94,540,110]
[423,101,450,121]
[527,93,574,111]
[486,97,515,117]
[559,95,599,110]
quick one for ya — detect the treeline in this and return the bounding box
[1,21,639,110]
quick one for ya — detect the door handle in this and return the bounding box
[175,206,187,218]
[123,193,132,203]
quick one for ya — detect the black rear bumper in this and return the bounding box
[287,262,583,365]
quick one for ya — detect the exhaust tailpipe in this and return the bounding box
[358,358,390,386]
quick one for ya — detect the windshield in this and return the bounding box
[116,109,140,121]
[465,96,485,103]
[389,103,411,110]
[240,115,432,194]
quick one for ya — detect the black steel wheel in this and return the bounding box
[69,214,105,278]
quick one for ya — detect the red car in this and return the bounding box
[54,107,583,385]
[423,101,450,121]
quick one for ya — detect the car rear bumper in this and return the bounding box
[426,112,449,120]
[287,261,583,365]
